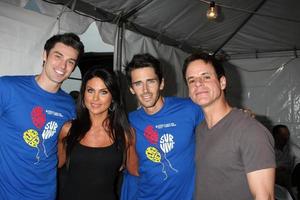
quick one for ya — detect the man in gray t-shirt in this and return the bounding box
[182,53,276,200]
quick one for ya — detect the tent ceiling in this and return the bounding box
[46,0,300,59]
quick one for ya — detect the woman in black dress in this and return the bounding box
[58,67,138,200]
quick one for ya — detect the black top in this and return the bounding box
[60,142,123,200]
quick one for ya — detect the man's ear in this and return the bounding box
[129,87,135,95]
[42,50,47,63]
[220,76,226,90]
[159,78,165,90]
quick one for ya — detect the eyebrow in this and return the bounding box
[132,78,157,84]
[53,51,77,62]
[53,51,63,56]
[187,72,211,79]
[86,85,108,91]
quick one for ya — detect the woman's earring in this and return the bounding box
[109,101,115,112]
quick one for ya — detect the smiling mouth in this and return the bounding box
[55,69,65,76]
[91,103,102,108]
[195,91,210,98]
[196,90,208,95]
[91,102,101,106]
[143,94,151,97]
[142,92,152,98]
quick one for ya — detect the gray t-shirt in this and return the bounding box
[195,108,275,200]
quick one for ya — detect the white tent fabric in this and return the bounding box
[0,0,299,164]
[1,0,28,7]
[0,1,58,75]
[226,57,300,162]
[36,0,93,34]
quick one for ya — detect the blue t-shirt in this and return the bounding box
[121,97,204,200]
[0,76,75,200]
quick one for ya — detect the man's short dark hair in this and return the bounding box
[125,53,163,85]
[44,32,84,63]
[182,52,225,84]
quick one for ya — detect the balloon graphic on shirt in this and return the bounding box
[31,106,46,129]
[145,147,161,163]
[143,125,178,180]
[144,125,159,144]
[23,129,40,148]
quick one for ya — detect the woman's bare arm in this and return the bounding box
[57,121,72,168]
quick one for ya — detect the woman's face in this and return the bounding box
[84,77,112,117]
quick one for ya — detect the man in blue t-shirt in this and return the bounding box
[0,33,84,200]
[121,53,204,200]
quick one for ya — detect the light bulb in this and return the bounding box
[206,1,218,20]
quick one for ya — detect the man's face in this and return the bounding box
[129,67,164,114]
[42,42,79,86]
[185,59,226,108]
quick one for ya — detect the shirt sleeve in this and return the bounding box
[239,118,276,173]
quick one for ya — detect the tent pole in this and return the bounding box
[114,22,124,73]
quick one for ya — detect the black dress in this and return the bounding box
[60,143,123,200]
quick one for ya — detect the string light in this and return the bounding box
[206,1,218,20]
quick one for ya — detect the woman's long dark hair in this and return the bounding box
[64,67,132,164]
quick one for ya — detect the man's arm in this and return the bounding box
[247,168,275,200]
